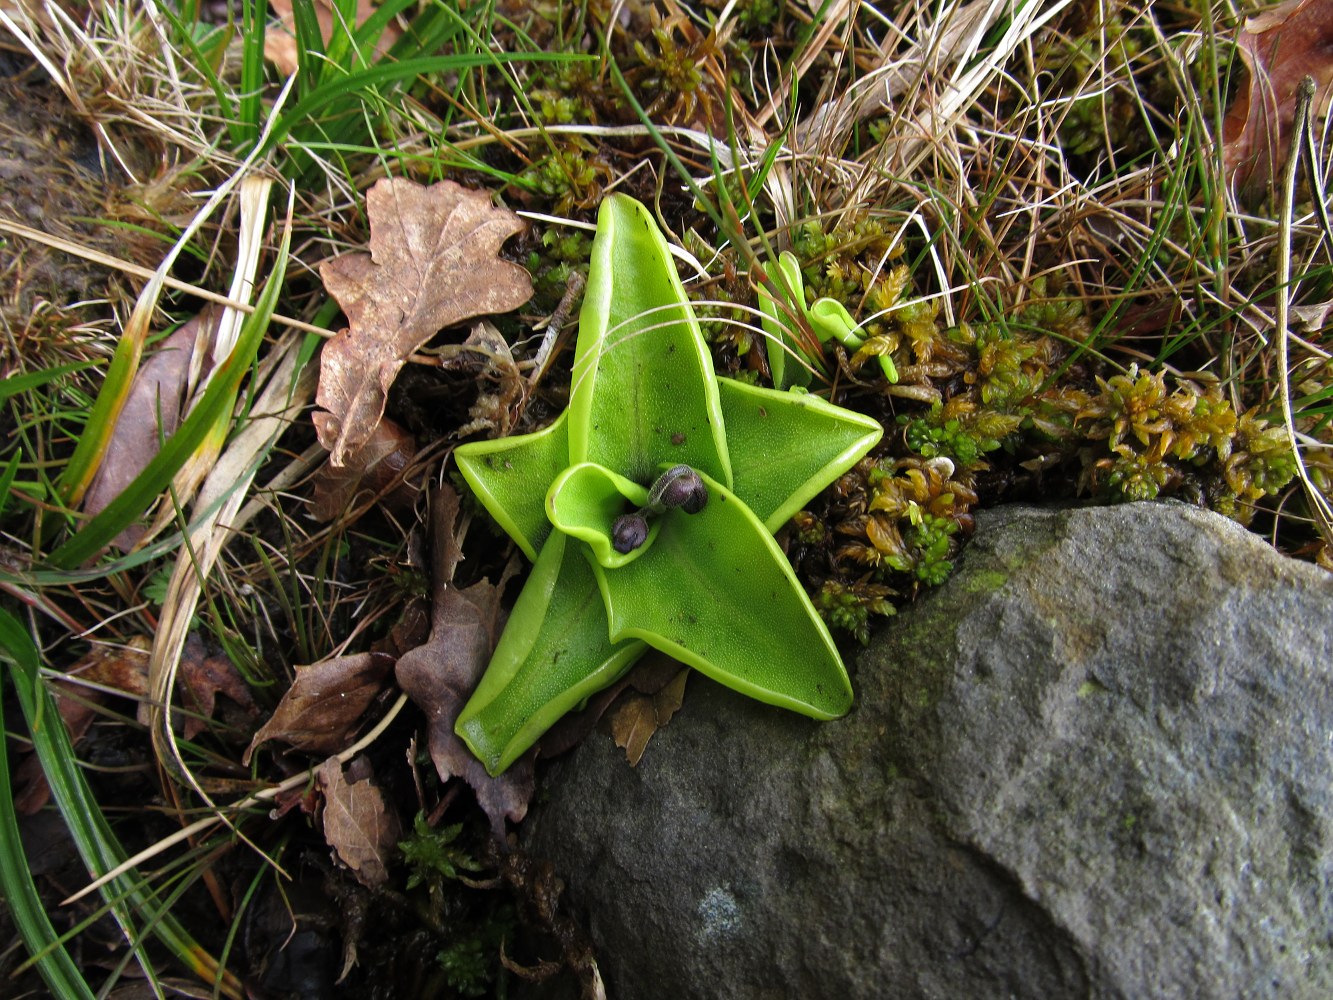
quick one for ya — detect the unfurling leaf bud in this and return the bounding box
[611,513,651,553]
[647,464,708,514]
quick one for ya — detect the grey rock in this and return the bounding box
[523,503,1333,999]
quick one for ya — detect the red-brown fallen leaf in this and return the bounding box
[608,668,689,766]
[394,485,534,838]
[310,416,419,522]
[264,0,403,78]
[1222,0,1333,197]
[243,652,395,764]
[13,638,151,814]
[82,309,218,550]
[314,179,533,466]
[316,756,399,888]
[270,782,319,820]
[177,634,261,741]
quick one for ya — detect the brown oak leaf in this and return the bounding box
[394,485,533,838]
[316,756,399,888]
[314,179,533,466]
[1223,0,1333,198]
[243,651,394,764]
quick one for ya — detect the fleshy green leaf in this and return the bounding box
[454,411,569,561]
[806,297,898,383]
[568,194,732,488]
[755,249,898,385]
[758,251,814,390]
[717,378,883,531]
[546,462,656,568]
[590,472,852,719]
[453,194,885,776]
[806,295,863,348]
[454,530,647,775]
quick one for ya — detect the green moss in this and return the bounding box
[1077,678,1109,698]
[517,141,611,214]
[960,569,1009,595]
[899,400,1011,469]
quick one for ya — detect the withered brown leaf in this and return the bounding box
[1223,0,1333,197]
[537,648,684,761]
[608,668,688,767]
[243,652,394,764]
[310,415,419,522]
[451,322,523,439]
[314,179,533,466]
[83,309,218,550]
[317,756,399,888]
[394,485,534,838]
[177,634,260,741]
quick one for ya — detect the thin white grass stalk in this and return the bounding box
[63,694,410,907]
[0,218,327,339]
[143,183,302,871]
[23,1,142,179]
[919,0,1072,164]
[138,0,185,112]
[908,208,954,328]
[144,177,276,546]
[64,73,296,504]
[0,7,76,104]
[1275,77,1333,545]
[206,177,274,385]
[147,321,315,877]
[752,0,855,130]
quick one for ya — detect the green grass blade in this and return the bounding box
[0,362,98,402]
[352,0,417,51]
[289,0,326,95]
[0,673,97,1000]
[0,609,242,995]
[46,229,291,570]
[0,448,20,518]
[238,0,270,150]
[272,50,586,149]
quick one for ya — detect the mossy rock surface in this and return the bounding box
[523,502,1333,1000]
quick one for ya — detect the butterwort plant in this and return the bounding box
[453,195,883,775]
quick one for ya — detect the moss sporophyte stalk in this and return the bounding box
[452,195,883,775]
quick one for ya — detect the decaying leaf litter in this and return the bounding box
[2,1,1332,997]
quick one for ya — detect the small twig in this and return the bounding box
[529,269,586,394]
